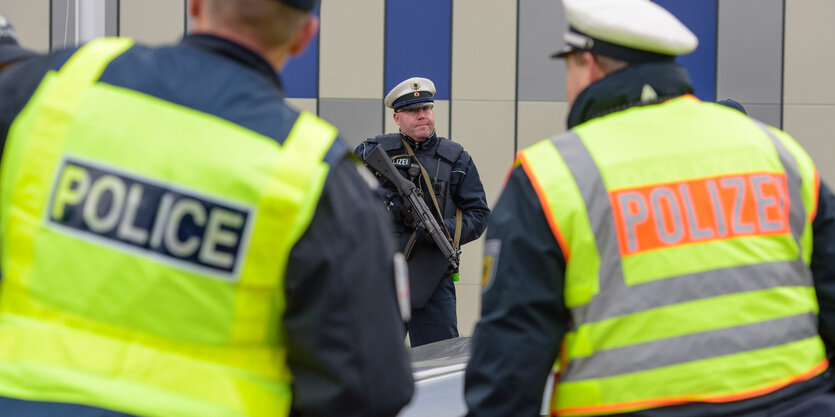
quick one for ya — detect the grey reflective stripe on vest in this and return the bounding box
[561,312,818,381]
[570,260,811,324]
[550,131,626,320]
[550,126,816,382]
[550,129,812,324]
[754,121,808,250]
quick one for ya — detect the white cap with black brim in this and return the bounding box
[551,0,698,62]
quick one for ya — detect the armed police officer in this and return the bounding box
[465,0,835,416]
[356,77,490,347]
[0,0,413,416]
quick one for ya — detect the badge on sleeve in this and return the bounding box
[481,239,501,292]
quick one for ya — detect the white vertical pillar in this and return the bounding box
[76,0,106,43]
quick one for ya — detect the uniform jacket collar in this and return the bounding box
[181,34,284,93]
[567,61,693,129]
[401,131,438,151]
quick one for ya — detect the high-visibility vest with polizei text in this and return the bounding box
[517,95,825,416]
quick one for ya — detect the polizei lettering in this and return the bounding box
[48,157,252,279]
[393,157,411,168]
[611,172,790,256]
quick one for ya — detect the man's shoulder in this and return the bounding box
[436,136,465,164]
[359,133,402,152]
[354,133,390,159]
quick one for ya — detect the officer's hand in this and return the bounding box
[415,226,436,244]
[387,196,411,224]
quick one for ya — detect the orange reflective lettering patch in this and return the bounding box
[610,173,790,256]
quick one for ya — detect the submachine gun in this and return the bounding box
[364,145,460,270]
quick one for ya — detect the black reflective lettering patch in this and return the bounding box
[393,157,411,167]
[47,157,253,280]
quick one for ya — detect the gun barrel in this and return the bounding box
[408,193,459,269]
[364,145,460,269]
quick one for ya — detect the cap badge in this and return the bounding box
[411,81,421,91]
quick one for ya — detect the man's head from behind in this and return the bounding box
[0,15,36,71]
[553,0,698,107]
[717,99,748,115]
[386,77,437,142]
[189,0,318,70]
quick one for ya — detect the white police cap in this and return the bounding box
[385,77,436,111]
[552,0,698,63]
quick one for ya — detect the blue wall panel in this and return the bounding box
[385,0,451,100]
[654,0,717,102]
[283,7,319,99]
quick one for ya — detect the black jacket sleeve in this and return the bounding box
[0,53,57,158]
[810,180,835,351]
[447,150,490,245]
[353,140,375,161]
[0,53,61,283]
[464,165,568,417]
[284,155,414,417]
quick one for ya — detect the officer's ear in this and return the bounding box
[288,15,318,57]
[392,111,401,126]
[586,52,608,83]
[189,0,206,30]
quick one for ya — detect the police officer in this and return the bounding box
[355,77,490,347]
[0,0,413,416]
[0,14,36,71]
[465,0,835,416]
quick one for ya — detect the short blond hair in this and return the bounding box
[593,55,628,75]
[206,0,310,47]
[566,51,628,75]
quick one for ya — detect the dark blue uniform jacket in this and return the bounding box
[355,132,489,307]
[0,35,413,417]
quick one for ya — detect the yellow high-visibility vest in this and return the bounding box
[518,95,825,416]
[0,38,339,417]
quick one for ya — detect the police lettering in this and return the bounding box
[48,159,251,278]
[612,172,789,256]
[393,157,411,167]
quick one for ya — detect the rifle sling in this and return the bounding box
[400,138,462,250]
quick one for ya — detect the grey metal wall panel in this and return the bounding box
[318,99,383,149]
[119,0,184,45]
[716,0,783,105]
[52,0,130,47]
[51,0,76,50]
[452,0,517,101]
[517,0,566,102]
[784,0,835,105]
[105,0,119,36]
[319,0,384,99]
[784,104,835,185]
[744,104,782,128]
[1,0,51,51]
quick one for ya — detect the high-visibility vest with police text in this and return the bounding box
[0,38,338,417]
[516,96,825,416]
